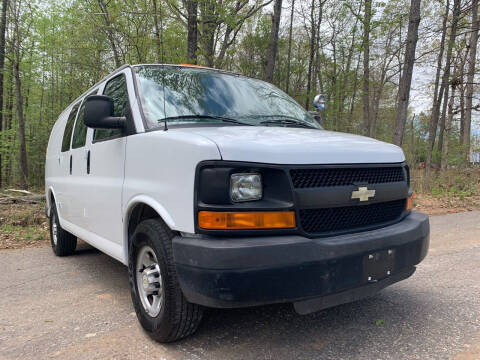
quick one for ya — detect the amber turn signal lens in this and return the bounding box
[406,192,416,212]
[198,211,296,230]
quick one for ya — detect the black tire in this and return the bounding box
[49,202,77,256]
[128,218,203,343]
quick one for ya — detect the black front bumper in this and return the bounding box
[172,211,429,310]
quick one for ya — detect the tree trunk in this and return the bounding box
[265,0,282,82]
[4,61,13,184]
[314,2,324,95]
[285,0,295,94]
[348,53,361,126]
[437,0,461,159]
[362,0,372,135]
[392,0,421,146]
[339,20,358,126]
[13,61,28,189]
[0,0,7,187]
[426,0,449,172]
[459,81,465,145]
[441,83,456,170]
[200,0,216,67]
[186,0,198,63]
[98,0,121,68]
[305,0,316,110]
[464,0,479,161]
[437,86,449,156]
[152,0,163,63]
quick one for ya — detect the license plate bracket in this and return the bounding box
[363,249,395,283]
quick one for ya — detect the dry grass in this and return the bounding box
[0,201,49,249]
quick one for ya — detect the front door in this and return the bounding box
[82,72,132,254]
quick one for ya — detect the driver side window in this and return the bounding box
[94,74,131,142]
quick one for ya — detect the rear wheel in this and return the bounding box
[49,202,77,256]
[128,218,203,342]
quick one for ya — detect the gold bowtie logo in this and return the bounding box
[351,187,376,202]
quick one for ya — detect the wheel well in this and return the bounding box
[125,202,177,263]
[127,203,161,240]
[47,191,56,218]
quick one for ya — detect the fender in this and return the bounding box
[123,194,176,263]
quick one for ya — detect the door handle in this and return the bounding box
[69,155,72,175]
[87,150,91,174]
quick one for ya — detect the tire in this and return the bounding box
[49,202,77,256]
[128,218,203,343]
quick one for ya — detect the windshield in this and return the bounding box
[134,65,321,129]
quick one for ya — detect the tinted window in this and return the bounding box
[61,103,80,152]
[71,102,88,149]
[94,74,130,141]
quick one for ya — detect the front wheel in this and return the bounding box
[128,219,203,342]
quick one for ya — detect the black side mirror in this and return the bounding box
[84,95,126,129]
[309,111,323,126]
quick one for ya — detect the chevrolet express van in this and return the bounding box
[45,64,430,342]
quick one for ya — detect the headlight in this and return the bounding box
[230,173,262,202]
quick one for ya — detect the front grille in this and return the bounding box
[290,167,405,188]
[299,199,406,234]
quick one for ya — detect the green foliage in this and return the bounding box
[0,0,477,190]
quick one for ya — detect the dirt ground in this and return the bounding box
[414,192,480,215]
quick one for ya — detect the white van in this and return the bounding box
[45,64,429,342]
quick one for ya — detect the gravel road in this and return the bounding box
[1,211,479,360]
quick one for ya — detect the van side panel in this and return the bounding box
[45,109,71,221]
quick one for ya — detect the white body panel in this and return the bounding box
[172,126,405,164]
[45,65,406,266]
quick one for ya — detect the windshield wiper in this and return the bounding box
[259,119,316,129]
[159,115,253,126]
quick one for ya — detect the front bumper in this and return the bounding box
[172,211,429,310]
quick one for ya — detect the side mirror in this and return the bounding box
[313,94,326,112]
[309,111,323,126]
[84,95,126,129]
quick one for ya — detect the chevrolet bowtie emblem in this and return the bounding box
[351,187,376,202]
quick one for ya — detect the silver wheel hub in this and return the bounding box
[136,246,163,317]
[52,214,58,246]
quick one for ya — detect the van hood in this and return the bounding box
[172,126,405,165]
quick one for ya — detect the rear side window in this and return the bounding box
[94,74,130,141]
[71,102,88,149]
[61,103,80,152]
